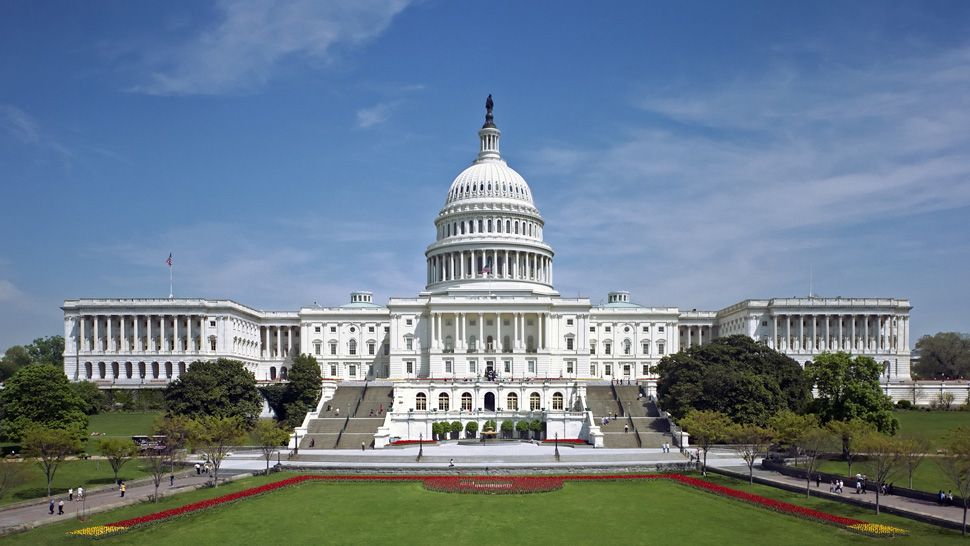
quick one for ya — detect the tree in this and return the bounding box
[465,421,478,438]
[826,418,874,477]
[23,427,81,498]
[25,336,65,367]
[253,420,291,475]
[794,425,836,498]
[807,352,897,434]
[142,445,169,503]
[98,437,138,484]
[857,432,903,515]
[937,427,970,535]
[914,332,970,379]
[261,355,321,427]
[899,436,931,489]
[767,410,819,448]
[680,410,733,476]
[0,346,30,381]
[187,416,247,487]
[730,424,775,484]
[164,359,262,426]
[70,381,106,415]
[656,335,811,425]
[0,364,87,442]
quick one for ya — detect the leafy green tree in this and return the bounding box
[98,437,138,484]
[826,418,874,476]
[253,420,291,475]
[899,435,931,489]
[70,381,106,415]
[0,346,30,381]
[794,425,836,498]
[23,427,82,498]
[187,415,247,487]
[260,355,321,427]
[807,352,897,434]
[937,427,970,535]
[0,364,87,441]
[729,423,775,484]
[164,359,261,426]
[680,410,733,476]
[858,431,904,515]
[914,332,970,379]
[768,411,819,448]
[465,421,478,438]
[656,335,811,425]
[25,336,65,367]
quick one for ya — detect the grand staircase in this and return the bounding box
[300,383,393,450]
[588,384,671,448]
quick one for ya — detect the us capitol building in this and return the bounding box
[61,99,917,447]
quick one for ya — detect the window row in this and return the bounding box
[313,339,388,356]
[414,391,564,411]
[588,339,666,355]
[439,216,542,239]
[82,361,187,380]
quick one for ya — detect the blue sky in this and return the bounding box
[2,1,969,350]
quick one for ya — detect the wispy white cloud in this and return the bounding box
[356,101,395,128]
[132,0,412,96]
[0,105,40,143]
[533,44,970,310]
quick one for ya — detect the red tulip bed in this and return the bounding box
[388,439,438,446]
[540,438,587,445]
[67,473,905,539]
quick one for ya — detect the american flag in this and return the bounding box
[166,253,173,267]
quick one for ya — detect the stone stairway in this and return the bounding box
[318,385,364,418]
[588,385,673,448]
[585,386,622,417]
[300,384,392,450]
[354,386,393,417]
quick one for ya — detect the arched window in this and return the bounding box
[152,362,159,378]
[486,335,494,352]
[506,219,511,232]
[507,392,518,411]
[349,339,357,355]
[111,362,119,379]
[165,362,172,378]
[478,219,484,232]
[178,362,186,376]
[85,362,92,379]
[552,392,564,410]
[623,339,631,355]
[515,221,519,234]
[530,392,541,411]
[488,219,493,232]
[416,392,427,411]
[125,362,132,379]
[98,362,106,379]
[281,366,288,380]
[270,367,277,380]
[438,393,450,411]
[461,392,473,411]
[138,362,145,378]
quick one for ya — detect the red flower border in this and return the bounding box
[80,473,870,538]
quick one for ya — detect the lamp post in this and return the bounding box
[418,432,424,461]
[554,432,560,461]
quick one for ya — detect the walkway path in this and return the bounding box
[707,457,968,530]
[0,467,249,535]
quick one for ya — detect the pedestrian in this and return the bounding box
[170,474,175,487]
[335,407,340,416]
[195,463,201,475]
[939,490,946,505]
[624,424,629,433]
[58,500,64,515]
[816,474,820,488]
[361,441,365,451]
[68,488,74,502]
[947,490,954,504]
[449,458,455,468]
[49,498,54,515]
[120,482,126,498]
[77,487,84,501]
[829,480,835,493]
[309,438,315,448]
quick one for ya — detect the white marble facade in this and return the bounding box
[61,102,914,412]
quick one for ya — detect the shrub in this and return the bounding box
[450,421,462,433]
[465,421,479,433]
[895,400,913,410]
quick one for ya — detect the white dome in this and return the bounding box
[445,160,534,206]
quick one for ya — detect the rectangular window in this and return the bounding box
[210,339,216,351]
[605,326,611,332]
[210,321,216,327]
[384,326,390,333]
[761,320,768,326]
[445,360,452,373]
[658,344,665,355]
[504,360,511,373]
[566,337,574,350]
[330,364,337,376]
[406,361,414,374]
[590,364,597,376]
[469,360,477,373]
[605,364,612,376]
[314,326,321,333]
[590,345,596,355]
[383,342,389,355]
[405,318,413,326]
[566,361,574,374]
[658,326,665,333]
[642,326,649,332]
[368,342,375,355]
[527,360,536,373]
[349,365,356,377]
[368,326,375,333]
[314,343,321,356]
[330,343,337,355]
[349,343,357,356]
[330,326,337,333]
[589,326,595,332]
[642,343,649,355]
[406,338,413,350]
[642,364,649,375]
[566,318,574,326]
[605,344,612,355]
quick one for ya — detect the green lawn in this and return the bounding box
[811,458,952,493]
[894,410,970,449]
[1,458,156,506]
[83,411,162,454]
[4,473,967,545]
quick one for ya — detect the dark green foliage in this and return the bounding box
[914,332,970,379]
[0,364,88,441]
[25,336,64,367]
[450,421,462,433]
[656,335,812,425]
[164,359,261,426]
[807,352,898,434]
[465,421,479,432]
[70,381,107,414]
[261,355,321,427]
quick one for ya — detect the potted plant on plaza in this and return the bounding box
[450,421,462,440]
[516,420,530,439]
[465,421,479,439]
[431,422,443,441]
[500,420,514,439]
[529,419,543,440]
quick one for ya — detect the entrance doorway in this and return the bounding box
[484,392,496,411]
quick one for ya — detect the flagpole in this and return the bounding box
[169,263,173,299]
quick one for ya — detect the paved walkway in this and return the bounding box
[708,458,968,530]
[0,467,248,535]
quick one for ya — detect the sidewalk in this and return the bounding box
[0,468,247,535]
[709,460,968,531]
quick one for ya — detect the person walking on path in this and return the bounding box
[68,488,73,502]
[361,441,366,451]
[58,500,64,515]
[449,458,455,468]
[77,487,84,501]
[195,463,201,475]
[624,424,629,433]
[48,499,54,515]
[170,474,175,487]
[120,483,126,498]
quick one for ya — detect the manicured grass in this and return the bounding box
[894,410,970,450]
[5,473,967,545]
[83,411,162,454]
[0,459,155,507]
[811,458,952,493]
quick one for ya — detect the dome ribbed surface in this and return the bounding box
[445,161,534,206]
